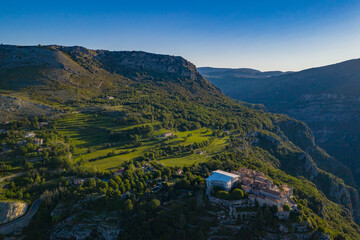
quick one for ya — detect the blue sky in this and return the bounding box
[1,0,360,71]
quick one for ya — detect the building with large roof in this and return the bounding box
[206,170,239,194]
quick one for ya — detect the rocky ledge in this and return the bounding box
[0,200,28,224]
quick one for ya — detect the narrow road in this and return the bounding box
[0,172,25,182]
[0,198,42,235]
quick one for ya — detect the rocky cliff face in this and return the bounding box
[97,51,198,79]
[244,118,360,223]
[61,46,220,94]
[51,45,207,82]
[268,117,360,222]
[50,199,121,240]
[0,201,28,224]
[281,94,360,181]
[0,45,220,105]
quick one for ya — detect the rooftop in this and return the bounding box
[261,188,282,197]
[206,170,239,183]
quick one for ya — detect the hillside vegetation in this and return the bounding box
[199,61,360,188]
[0,45,359,239]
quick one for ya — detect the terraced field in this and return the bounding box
[55,112,230,170]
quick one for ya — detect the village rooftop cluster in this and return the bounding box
[206,168,296,210]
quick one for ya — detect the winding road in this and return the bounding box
[0,198,42,235]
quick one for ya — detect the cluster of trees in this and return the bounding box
[160,139,212,156]
[212,187,244,200]
[109,124,154,142]
[143,139,213,161]
[70,161,173,200]
[0,163,12,174]
[119,191,209,240]
[1,116,49,132]
[0,169,50,201]
[0,121,78,174]
[253,205,279,229]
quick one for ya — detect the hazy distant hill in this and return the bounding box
[199,59,360,184]
[198,67,286,78]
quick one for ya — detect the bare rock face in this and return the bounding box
[49,45,209,85]
[97,51,199,79]
[0,201,28,224]
[329,177,360,222]
[49,198,122,240]
[299,153,319,178]
[50,208,121,240]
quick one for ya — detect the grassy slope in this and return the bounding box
[55,112,228,170]
[53,112,360,238]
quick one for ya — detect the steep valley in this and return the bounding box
[199,62,360,187]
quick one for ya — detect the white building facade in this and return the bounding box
[206,170,239,194]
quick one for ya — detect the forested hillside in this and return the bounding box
[0,45,359,239]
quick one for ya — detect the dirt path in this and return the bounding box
[0,172,25,182]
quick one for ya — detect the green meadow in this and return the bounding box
[55,112,229,170]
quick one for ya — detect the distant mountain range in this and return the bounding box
[199,59,360,184]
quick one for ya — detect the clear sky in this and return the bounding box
[1,0,360,71]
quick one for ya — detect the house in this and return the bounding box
[24,132,36,138]
[281,184,293,197]
[176,169,183,175]
[34,138,44,145]
[206,170,239,194]
[73,178,84,186]
[197,150,206,155]
[241,185,252,194]
[113,168,125,176]
[161,132,174,138]
[106,96,115,100]
[260,188,283,199]
[250,194,282,209]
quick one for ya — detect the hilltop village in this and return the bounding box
[206,168,295,210]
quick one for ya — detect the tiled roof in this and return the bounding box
[262,188,282,197]
[265,196,282,203]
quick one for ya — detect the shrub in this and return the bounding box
[216,190,230,200]
[231,188,244,200]
[283,204,291,211]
